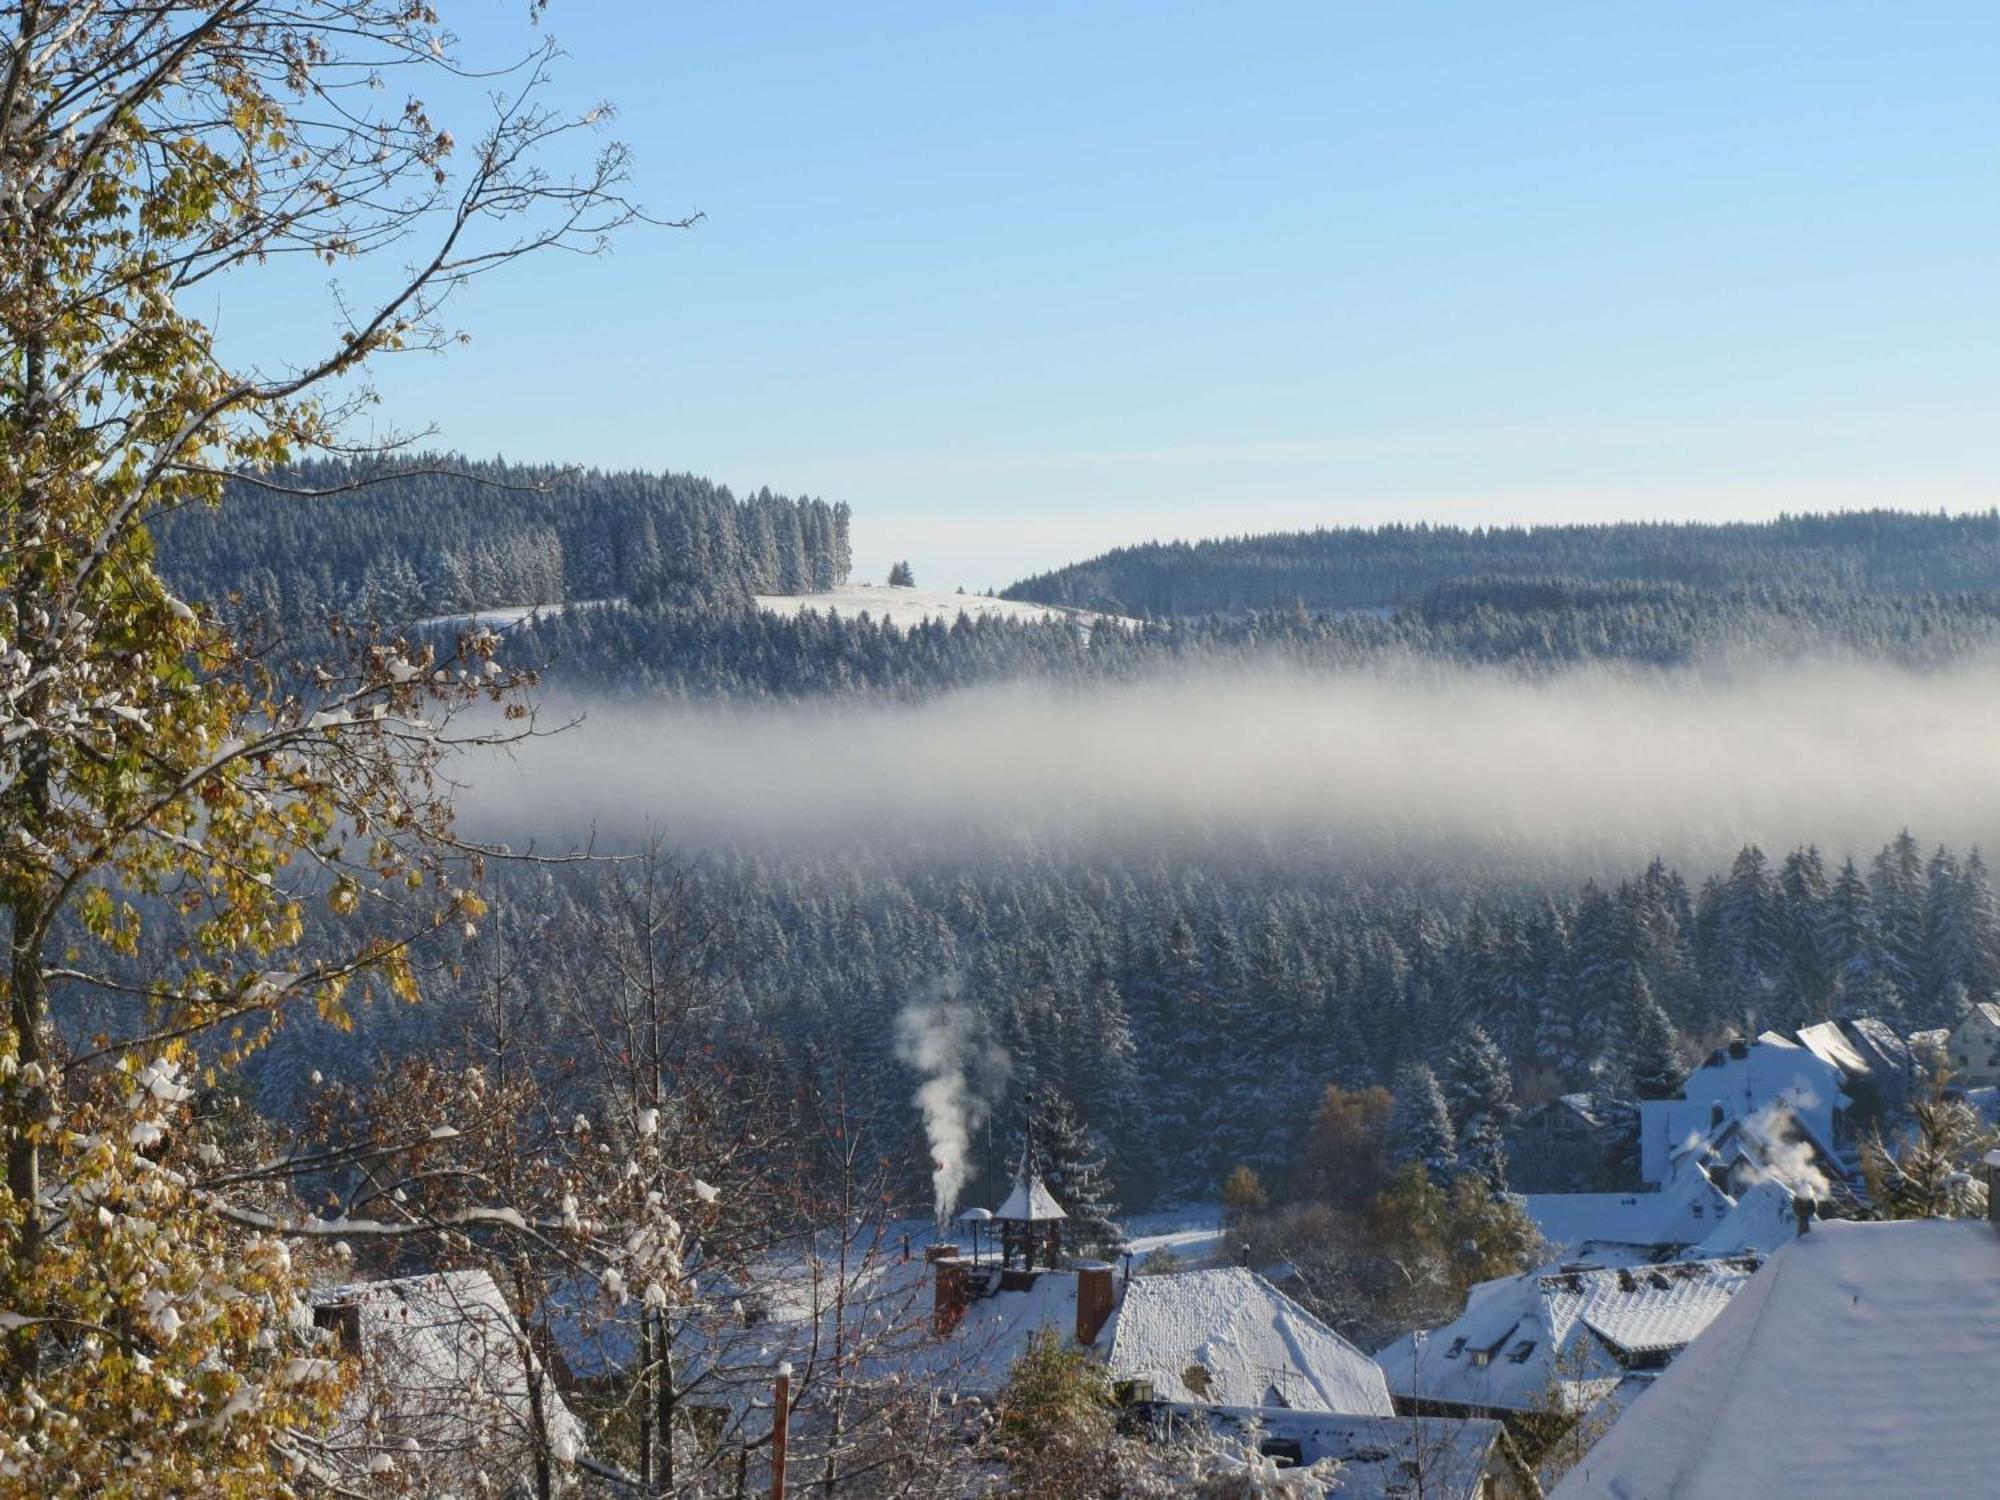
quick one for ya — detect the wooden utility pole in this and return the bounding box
[770,1364,792,1500]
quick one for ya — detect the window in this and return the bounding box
[1444,1337,1468,1360]
[313,1302,361,1354]
[1506,1340,1536,1364]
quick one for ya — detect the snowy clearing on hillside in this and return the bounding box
[754,584,1126,632]
[415,598,620,630]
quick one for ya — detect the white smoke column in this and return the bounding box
[895,995,1009,1227]
[1739,1097,1834,1201]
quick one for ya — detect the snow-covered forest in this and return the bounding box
[1004,512,2000,617]
[11,4,2000,1495]
[254,831,1997,1213]
[152,456,854,626]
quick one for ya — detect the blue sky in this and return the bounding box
[236,3,2000,587]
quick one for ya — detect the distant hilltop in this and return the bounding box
[1002,510,2000,619]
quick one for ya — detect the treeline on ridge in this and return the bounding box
[151,455,853,628]
[490,581,2000,702]
[1003,511,2000,617]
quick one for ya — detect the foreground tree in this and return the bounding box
[0,3,667,1489]
[1861,1067,1995,1220]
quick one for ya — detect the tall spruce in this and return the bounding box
[1444,1026,1517,1194]
[1027,1090,1124,1259]
[1388,1064,1460,1180]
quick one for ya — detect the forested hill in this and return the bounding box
[152,456,852,628]
[500,582,2000,702]
[1002,511,2000,618]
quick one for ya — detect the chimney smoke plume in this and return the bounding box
[895,992,1009,1228]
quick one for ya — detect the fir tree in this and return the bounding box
[1861,1068,1995,1220]
[1619,975,1685,1101]
[1444,1025,1516,1194]
[1028,1090,1124,1259]
[888,559,916,586]
[1388,1064,1459,1179]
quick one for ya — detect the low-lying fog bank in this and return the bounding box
[455,657,2000,874]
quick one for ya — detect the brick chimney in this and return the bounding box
[1075,1261,1115,1345]
[933,1252,969,1336]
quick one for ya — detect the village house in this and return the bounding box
[1375,1255,1763,1424]
[1549,1184,2000,1499]
[1522,1168,1737,1267]
[1792,1015,1919,1124]
[1508,1093,1629,1193]
[1945,1000,2000,1088]
[308,1270,587,1493]
[1637,1033,1849,1188]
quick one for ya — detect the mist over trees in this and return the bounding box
[467,579,2000,706]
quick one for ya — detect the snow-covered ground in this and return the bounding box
[415,598,619,630]
[415,586,1129,635]
[753,583,1126,632]
[1122,1206,1227,1268]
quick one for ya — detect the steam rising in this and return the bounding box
[894,995,1010,1226]
[460,657,2000,872]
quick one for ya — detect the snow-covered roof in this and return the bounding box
[1377,1257,1760,1416]
[1524,1171,1736,1260]
[1639,1040,1848,1186]
[1106,1268,1394,1415]
[1794,1020,1870,1079]
[1550,1219,2000,1500]
[312,1270,586,1475]
[1954,1000,2000,1035]
[1174,1406,1505,1500]
[994,1172,1067,1222]
[1543,1261,1760,1357]
[1686,1179,1801,1259]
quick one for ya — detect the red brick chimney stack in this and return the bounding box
[1075,1261,1115,1344]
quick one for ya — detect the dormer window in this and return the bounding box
[1506,1340,1536,1364]
[1444,1336,1468,1360]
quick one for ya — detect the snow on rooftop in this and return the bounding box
[994,1173,1067,1222]
[1794,1020,1871,1079]
[1551,1219,2000,1500]
[1107,1267,1393,1415]
[1525,1171,1735,1259]
[1686,1179,1801,1259]
[1544,1260,1761,1357]
[1639,1039,1848,1186]
[1378,1257,1759,1416]
[312,1270,586,1469]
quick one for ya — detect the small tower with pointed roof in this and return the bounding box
[994,1094,1067,1270]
